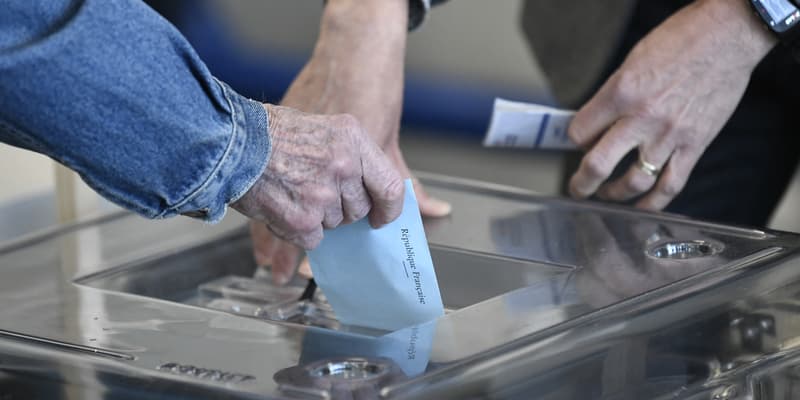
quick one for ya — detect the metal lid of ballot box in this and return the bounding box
[2,173,800,399]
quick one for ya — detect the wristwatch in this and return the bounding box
[749,0,800,59]
[323,0,444,31]
[409,0,448,31]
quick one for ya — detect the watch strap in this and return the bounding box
[408,0,430,31]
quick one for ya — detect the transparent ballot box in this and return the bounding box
[3,173,800,399]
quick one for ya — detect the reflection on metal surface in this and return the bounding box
[648,240,724,260]
[275,357,405,399]
[198,275,305,304]
[0,329,133,361]
[309,359,388,380]
[711,384,741,400]
[2,174,800,399]
[156,362,255,384]
[197,275,342,330]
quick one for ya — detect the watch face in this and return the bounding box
[753,0,800,33]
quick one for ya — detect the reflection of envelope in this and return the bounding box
[308,179,444,331]
[376,321,436,376]
[299,321,437,377]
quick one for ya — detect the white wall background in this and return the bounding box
[0,146,58,241]
[0,146,52,202]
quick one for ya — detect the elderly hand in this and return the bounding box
[232,104,405,250]
[248,0,451,285]
[567,0,776,211]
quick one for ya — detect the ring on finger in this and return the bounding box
[636,153,661,177]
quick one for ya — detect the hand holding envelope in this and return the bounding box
[308,179,444,331]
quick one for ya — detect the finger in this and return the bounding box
[413,179,451,217]
[568,76,623,148]
[635,148,696,211]
[360,140,405,228]
[270,241,303,286]
[322,196,344,229]
[294,227,324,250]
[568,118,641,199]
[249,222,277,267]
[267,211,324,251]
[386,146,452,218]
[341,177,372,223]
[297,257,313,280]
[597,143,674,202]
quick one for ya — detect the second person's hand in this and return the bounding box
[567,0,776,210]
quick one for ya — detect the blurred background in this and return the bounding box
[1,0,798,242]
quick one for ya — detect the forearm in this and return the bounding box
[0,0,270,222]
[283,0,408,146]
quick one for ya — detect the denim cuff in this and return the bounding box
[163,80,270,223]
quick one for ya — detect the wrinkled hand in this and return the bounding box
[567,0,775,210]
[250,173,448,284]
[248,0,451,285]
[232,104,405,250]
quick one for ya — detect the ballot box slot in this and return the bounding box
[75,229,575,335]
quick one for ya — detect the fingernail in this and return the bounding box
[298,258,313,279]
[424,197,452,217]
[568,186,587,199]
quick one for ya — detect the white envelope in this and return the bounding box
[483,98,578,150]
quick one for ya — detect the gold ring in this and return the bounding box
[637,155,661,177]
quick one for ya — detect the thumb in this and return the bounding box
[412,179,451,217]
[387,144,451,218]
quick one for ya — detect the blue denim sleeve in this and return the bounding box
[0,0,270,223]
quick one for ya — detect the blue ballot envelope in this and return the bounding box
[308,179,444,332]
